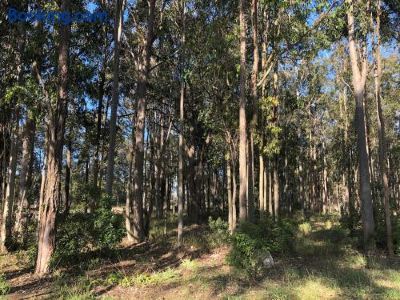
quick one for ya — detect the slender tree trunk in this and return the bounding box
[273,159,279,221]
[156,111,164,219]
[247,0,259,221]
[0,116,19,253]
[322,141,329,213]
[64,140,72,214]
[132,0,156,243]
[268,166,272,215]
[14,117,35,245]
[259,155,264,214]
[35,0,70,275]
[373,0,393,256]
[105,0,124,196]
[232,157,237,231]
[126,143,134,242]
[346,0,375,252]
[264,165,268,214]
[239,0,248,222]
[177,82,185,246]
[93,65,105,191]
[227,152,233,233]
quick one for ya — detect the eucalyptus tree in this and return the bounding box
[346,0,375,252]
[34,0,71,275]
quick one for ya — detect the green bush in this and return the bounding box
[52,196,125,267]
[208,217,230,246]
[0,274,10,296]
[393,218,400,254]
[298,222,312,236]
[227,218,296,278]
[374,207,400,254]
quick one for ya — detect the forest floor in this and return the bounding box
[1,217,400,300]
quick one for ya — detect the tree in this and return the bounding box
[238,0,248,222]
[373,0,393,256]
[105,0,125,196]
[346,0,375,252]
[35,0,71,275]
[131,0,156,243]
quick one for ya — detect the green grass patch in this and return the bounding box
[120,268,179,287]
[0,274,10,296]
[180,259,200,272]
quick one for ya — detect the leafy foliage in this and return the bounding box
[52,197,125,267]
[0,274,10,296]
[227,218,297,278]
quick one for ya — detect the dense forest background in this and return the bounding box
[0,0,399,298]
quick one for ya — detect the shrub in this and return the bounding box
[0,274,10,296]
[52,275,97,299]
[52,196,125,267]
[393,218,400,254]
[208,217,230,246]
[227,218,296,278]
[93,206,125,249]
[298,222,312,236]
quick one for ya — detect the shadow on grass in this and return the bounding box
[205,224,400,299]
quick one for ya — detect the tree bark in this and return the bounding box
[239,0,248,222]
[227,152,233,233]
[322,141,329,213]
[259,155,264,214]
[273,159,279,221]
[35,0,71,275]
[126,143,134,242]
[346,0,375,252]
[14,117,35,245]
[132,0,156,243]
[177,82,185,246]
[0,115,19,253]
[373,0,393,256]
[93,64,105,191]
[105,0,124,196]
[64,139,72,214]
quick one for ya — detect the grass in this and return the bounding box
[2,216,400,299]
[119,268,179,287]
[0,274,10,296]
[180,258,200,272]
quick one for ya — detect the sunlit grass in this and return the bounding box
[294,278,338,300]
[120,268,179,287]
[180,258,200,272]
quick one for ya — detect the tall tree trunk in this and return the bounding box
[105,0,124,196]
[373,0,393,256]
[93,65,105,191]
[177,82,185,246]
[132,0,156,243]
[0,115,19,253]
[64,140,72,214]
[273,159,279,221]
[239,0,248,222]
[35,0,71,275]
[227,152,233,233]
[232,157,238,231]
[259,155,264,214]
[268,165,272,215]
[322,141,329,213]
[264,165,268,214]
[247,0,259,221]
[346,0,375,252]
[14,117,35,245]
[126,143,134,242]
